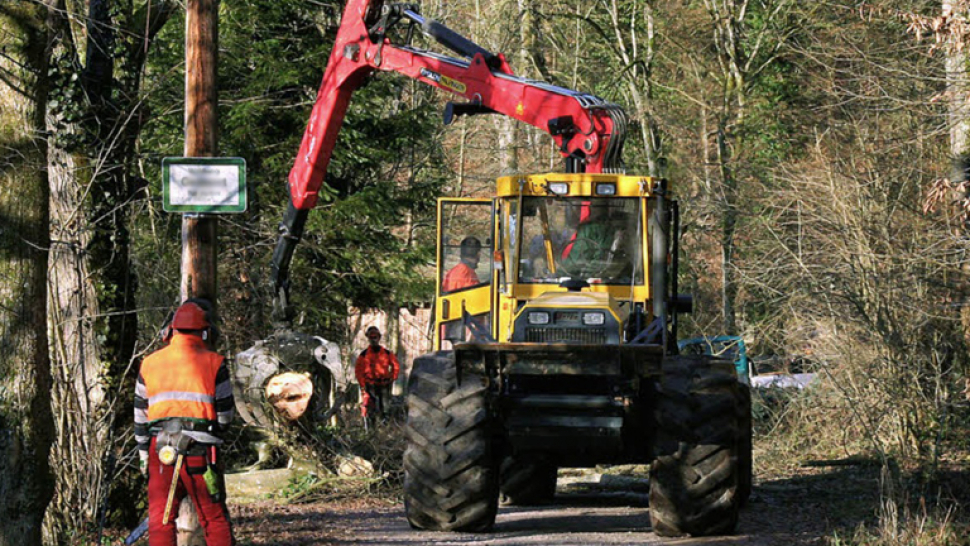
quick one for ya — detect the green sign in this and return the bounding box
[162,157,247,213]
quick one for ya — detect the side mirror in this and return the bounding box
[668,294,693,314]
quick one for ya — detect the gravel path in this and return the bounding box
[233,471,851,546]
[342,501,663,546]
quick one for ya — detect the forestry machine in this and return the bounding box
[271,0,752,537]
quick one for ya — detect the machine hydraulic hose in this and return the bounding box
[271,203,308,321]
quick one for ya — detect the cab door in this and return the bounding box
[435,198,494,350]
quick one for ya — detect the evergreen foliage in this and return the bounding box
[137,0,447,345]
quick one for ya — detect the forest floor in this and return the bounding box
[227,460,893,546]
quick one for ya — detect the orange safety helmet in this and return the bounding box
[172,301,210,330]
[161,298,215,342]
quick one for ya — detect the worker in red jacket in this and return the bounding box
[355,326,400,423]
[442,236,482,293]
[134,299,235,546]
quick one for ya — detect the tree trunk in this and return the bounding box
[0,4,57,544]
[46,125,112,535]
[604,0,661,176]
[943,1,970,355]
[704,0,752,335]
[717,121,739,335]
[494,0,521,174]
[43,0,177,536]
[0,135,56,546]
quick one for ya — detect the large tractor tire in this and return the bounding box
[404,351,499,532]
[737,383,753,507]
[499,455,557,506]
[649,355,742,537]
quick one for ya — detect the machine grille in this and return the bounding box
[555,311,580,323]
[525,327,607,344]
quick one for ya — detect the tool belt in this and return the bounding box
[153,420,213,458]
[153,420,227,505]
[150,418,219,435]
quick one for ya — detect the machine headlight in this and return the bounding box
[548,182,569,195]
[582,312,606,325]
[595,183,616,195]
[527,311,551,325]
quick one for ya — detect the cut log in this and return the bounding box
[233,330,346,429]
[176,499,205,546]
[265,372,313,422]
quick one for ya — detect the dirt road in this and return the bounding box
[232,465,870,546]
[339,503,674,545]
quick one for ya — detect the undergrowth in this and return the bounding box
[271,406,407,504]
[754,370,970,546]
[829,500,969,546]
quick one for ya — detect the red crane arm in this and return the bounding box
[272,0,627,318]
[288,0,627,210]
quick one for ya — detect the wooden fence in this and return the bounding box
[347,306,433,388]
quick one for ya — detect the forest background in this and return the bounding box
[3,0,970,544]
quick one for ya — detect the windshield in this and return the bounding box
[514,197,643,284]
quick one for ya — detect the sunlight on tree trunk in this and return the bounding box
[943,1,970,374]
[0,3,57,543]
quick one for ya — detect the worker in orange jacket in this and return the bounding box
[440,237,485,345]
[355,326,400,422]
[134,299,235,546]
[442,236,482,293]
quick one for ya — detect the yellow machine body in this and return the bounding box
[433,173,660,350]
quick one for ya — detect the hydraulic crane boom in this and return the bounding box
[271,0,629,317]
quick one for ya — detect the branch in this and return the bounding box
[0,67,31,98]
[546,9,627,68]
[132,0,179,42]
[741,0,795,77]
[0,49,32,72]
[128,0,178,66]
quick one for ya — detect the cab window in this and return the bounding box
[439,202,492,294]
[515,197,643,284]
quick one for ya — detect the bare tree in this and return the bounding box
[742,1,961,465]
[697,0,795,334]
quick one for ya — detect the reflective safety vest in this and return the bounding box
[141,333,224,423]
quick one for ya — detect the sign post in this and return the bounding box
[163,157,247,214]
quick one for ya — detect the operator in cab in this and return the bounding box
[560,202,630,279]
[442,236,483,292]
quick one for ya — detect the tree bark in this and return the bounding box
[42,0,177,536]
[179,0,221,540]
[943,1,970,353]
[0,3,57,544]
[181,0,220,302]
